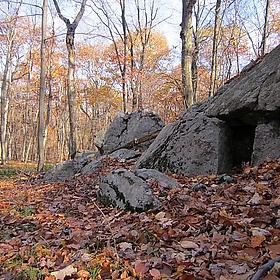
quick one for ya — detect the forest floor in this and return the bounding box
[0,158,280,280]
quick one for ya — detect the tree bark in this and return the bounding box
[0,8,21,164]
[181,0,196,109]
[0,42,12,165]
[120,0,128,113]
[209,0,221,97]
[261,0,270,56]
[37,0,48,172]
[52,0,87,159]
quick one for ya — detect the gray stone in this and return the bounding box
[136,113,232,176]
[81,159,102,175]
[110,149,141,160]
[102,108,164,153]
[44,160,84,182]
[191,183,207,192]
[204,44,280,125]
[75,150,98,161]
[94,130,106,148]
[98,168,161,212]
[135,168,178,189]
[156,45,280,172]
[251,120,280,165]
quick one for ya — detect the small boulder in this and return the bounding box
[44,160,84,182]
[98,168,161,212]
[102,109,164,153]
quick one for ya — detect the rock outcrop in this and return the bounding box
[101,109,164,154]
[136,44,280,175]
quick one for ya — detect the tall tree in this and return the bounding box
[120,0,128,113]
[261,0,270,56]
[131,0,158,110]
[209,0,221,97]
[37,0,48,172]
[181,0,197,109]
[0,1,22,164]
[52,0,87,159]
[90,0,128,113]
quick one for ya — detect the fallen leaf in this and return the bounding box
[155,211,165,220]
[77,269,91,277]
[267,244,280,255]
[251,227,271,236]
[248,192,262,204]
[150,268,161,279]
[229,263,249,274]
[180,240,199,249]
[119,242,133,251]
[135,260,149,275]
[251,235,266,248]
[51,264,77,280]
[44,276,56,280]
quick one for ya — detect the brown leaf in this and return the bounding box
[251,235,266,248]
[149,268,161,279]
[51,264,77,280]
[180,240,199,249]
[77,269,91,278]
[135,260,148,275]
[100,266,111,279]
[44,276,56,280]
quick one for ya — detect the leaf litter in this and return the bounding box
[0,158,280,279]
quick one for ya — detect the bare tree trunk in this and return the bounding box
[209,0,221,97]
[120,0,128,113]
[261,0,270,56]
[135,0,157,109]
[43,29,54,157]
[0,51,11,165]
[192,0,202,103]
[181,0,196,109]
[37,0,48,172]
[90,0,128,113]
[0,17,17,164]
[52,0,86,159]
[129,38,137,110]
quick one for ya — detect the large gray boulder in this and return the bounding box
[102,109,164,154]
[204,44,280,125]
[136,45,280,175]
[98,168,161,212]
[136,113,232,175]
[251,120,280,165]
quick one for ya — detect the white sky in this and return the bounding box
[156,0,182,48]
[49,0,183,49]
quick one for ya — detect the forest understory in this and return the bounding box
[0,158,280,280]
